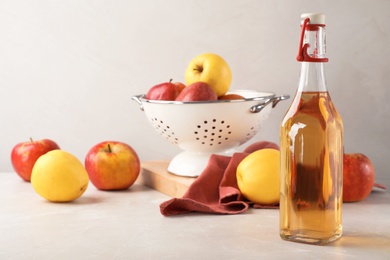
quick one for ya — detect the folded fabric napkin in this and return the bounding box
[160,141,279,216]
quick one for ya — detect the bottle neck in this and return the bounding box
[297,21,328,92]
[298,62,327,92]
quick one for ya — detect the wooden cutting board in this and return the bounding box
[137,161,196,198]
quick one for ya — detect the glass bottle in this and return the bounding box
[279,13,344,245]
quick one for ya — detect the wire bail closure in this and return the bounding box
[296,18,329,62]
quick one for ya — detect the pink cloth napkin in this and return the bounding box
[160,141,279,216]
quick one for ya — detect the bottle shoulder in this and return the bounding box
[281,91,343,130]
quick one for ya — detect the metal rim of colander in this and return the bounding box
[135,91,276,105]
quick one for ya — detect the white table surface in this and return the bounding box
[1,171,389,260]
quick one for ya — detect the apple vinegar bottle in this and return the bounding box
[279,13,344,245]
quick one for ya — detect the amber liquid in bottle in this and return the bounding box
[280,90,343,244]
[279,13,343,245]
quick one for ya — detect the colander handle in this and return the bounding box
[249,94,290,113]
[132,95,145,111]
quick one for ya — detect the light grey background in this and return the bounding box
[1,0,389,189]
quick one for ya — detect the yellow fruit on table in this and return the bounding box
[236,148,280,205]
[185,53,232,97]
[31,150,89,202]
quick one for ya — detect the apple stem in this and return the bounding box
[30,137,33,142]
[194,65,203,73]
[107,144,112,153]
[169,79,173,83]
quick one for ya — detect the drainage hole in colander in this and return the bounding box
[246,126,255,136]
[194,119,234,146]
[150,118,178,144]
[243,126,257,141]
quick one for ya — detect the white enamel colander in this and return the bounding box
[132,90,289,177]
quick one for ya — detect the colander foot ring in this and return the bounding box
[167,150,236,177]
[167,151,211,177]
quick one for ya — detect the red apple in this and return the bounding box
[85,141,140,191]
[175,81,218,102]
[343,153,375,202]
[172,81,186,94]
[146,79,183,101]
[218,93,245,100]
[11,138,60,182]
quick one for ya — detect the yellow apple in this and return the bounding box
[236,149,280,205]
[185,53,232,97]
[31,150,89,202]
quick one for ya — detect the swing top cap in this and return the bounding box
[301,13,325,24]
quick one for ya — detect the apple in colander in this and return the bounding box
[146,79,185,101]
[185,53,232,97]
[218,93,245,100]
[175,82,218,102]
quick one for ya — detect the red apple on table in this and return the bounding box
[85,141,140,191]
[343,153,375,202]
[175,81,218,102]
[146,79,184,101]
[11,138,60,182]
